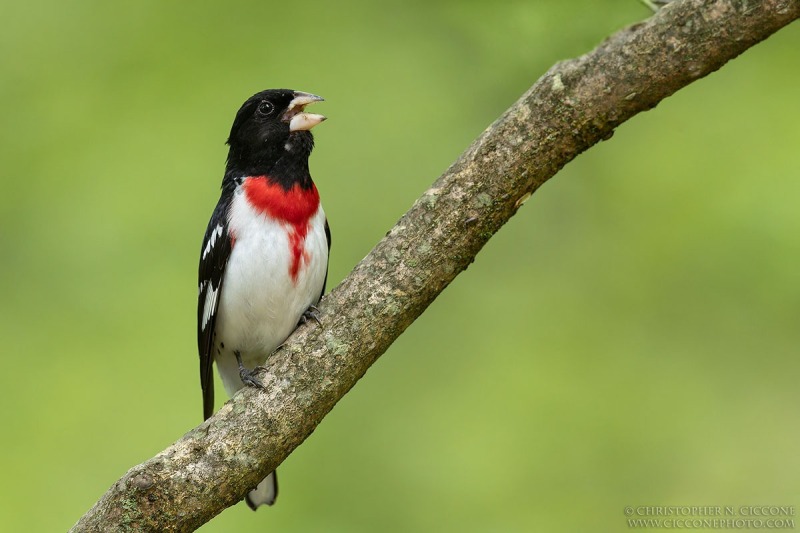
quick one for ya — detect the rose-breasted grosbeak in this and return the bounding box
[197,89,330,509]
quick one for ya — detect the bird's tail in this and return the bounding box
[245,470,278,510]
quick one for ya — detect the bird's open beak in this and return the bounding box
[284,92,326,132]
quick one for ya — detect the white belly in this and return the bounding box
[214,189,328,397]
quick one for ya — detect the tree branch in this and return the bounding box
[71,1,799,531]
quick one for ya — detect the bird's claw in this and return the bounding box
[299,305,323,328]
[239,366,265,389]
[235,350,265,389]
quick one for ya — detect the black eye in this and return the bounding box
[256,101,274,116]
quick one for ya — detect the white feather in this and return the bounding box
[214,183,328,397]
[201,285,218,331]
[202,224,224,260]
[247,471,277,508]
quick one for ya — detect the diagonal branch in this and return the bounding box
[71,1,799,531]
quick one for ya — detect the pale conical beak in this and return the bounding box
[285,91,326,132]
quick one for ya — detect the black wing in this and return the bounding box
[197,197,233,420]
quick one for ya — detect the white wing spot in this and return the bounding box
[201,285,219,330]
[202,224,224,260]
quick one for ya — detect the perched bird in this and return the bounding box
[197,89,330,509]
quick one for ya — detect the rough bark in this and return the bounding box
[72,1,799,531]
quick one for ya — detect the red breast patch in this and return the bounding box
[243,176,320,282]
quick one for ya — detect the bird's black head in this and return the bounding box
[225,89,325,180]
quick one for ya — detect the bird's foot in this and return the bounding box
[235,351,265,389]
[298,305,323,328]
[239,367,265,389]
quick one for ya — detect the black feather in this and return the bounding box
[197,195,233,420]
[320,218,331,300]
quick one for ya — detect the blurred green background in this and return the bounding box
[2,1,798,531]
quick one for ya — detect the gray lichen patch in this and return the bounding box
[325,335,350,357]
[473,192,493,208]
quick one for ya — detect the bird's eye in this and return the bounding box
[256,101,274,116]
